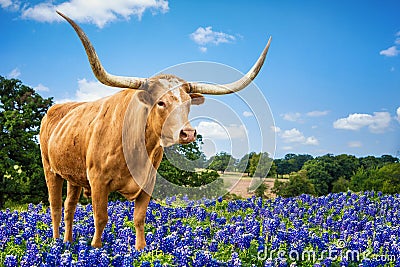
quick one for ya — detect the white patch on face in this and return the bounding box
[159,78,182,103]
[172,88,182,104]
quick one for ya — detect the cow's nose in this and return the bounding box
[180,127,196,143]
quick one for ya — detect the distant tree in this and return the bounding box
[226,157,238,172]
[237,152,256,175]
[275,154,313,176]
[155,135,222,199]
[275,158,291,176]
[334,154,359,179]
[379,163,400,194]
[207,152,235,174]
[0,76,53,208]
[268,161,277,178]
[302,159,333,196]
[272,170,316,197]
[332,176,350,193]
[349,167,370,192]
[254,183,268,198]
[249,152,274,178]
[289,154,314,171]
[349,163,400,194]
[359,156,381,170]
[380,155,399,164]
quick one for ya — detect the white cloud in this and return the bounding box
[199,46,207,53]
[270,126,281,133]
[20,0,169,28]
[0,0,19,10]
[196,121,247,140]
[282,146,293,150]
[306,110,329,117]
[243,111,253,117]
[380,31,400,57]
[0,0,11,8]
[7,67,21,78]
[305,136,319,145]
[282,112,301,122]
[333,112,391,133]
[380,46,400,57]
[396,107,400,123]
[57,78,120,103]
[190,26,236,51]
[281,128,305,143]
[34,83,50,92]
[348,141,362,148]
[280,128,318,146]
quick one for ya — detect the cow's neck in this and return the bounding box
[122,95,162,195]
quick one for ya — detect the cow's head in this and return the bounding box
[57,11,271,147]
[136,74,205,147]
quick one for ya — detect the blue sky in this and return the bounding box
[1,0,399,159]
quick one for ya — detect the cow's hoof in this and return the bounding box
[91,240,102,248]
[135,242,146,251]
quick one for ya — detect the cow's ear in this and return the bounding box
[137,91,152,106]
[190,93,205,105]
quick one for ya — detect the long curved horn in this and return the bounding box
[189,36,271,95]
[57,11,146,89]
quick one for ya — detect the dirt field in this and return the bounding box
[220,172,284,198]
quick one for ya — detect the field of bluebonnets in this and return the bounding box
[1,191,400,267]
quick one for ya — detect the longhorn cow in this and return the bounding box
[40,11,271,250]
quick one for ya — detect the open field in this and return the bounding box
[220,172,286,198]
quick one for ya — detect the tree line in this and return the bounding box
[203,151,400,198]
[272,153,399,197]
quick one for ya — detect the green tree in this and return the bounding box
[349,163,400,193]
[275,154,313,176]
[303,159,333,196]
[207,152,234,174]
[332,176,350,193]
[380,163,400,193]
[237,152,256,176]
[380,155,399,164]
[154,135,222,199]
[272,170,316,197]
[0,76,53,208]
[254,183,268,198]
[359,156,381,170]
[349,167,370,192]
[249,152,274,178]
[334,154,359,179]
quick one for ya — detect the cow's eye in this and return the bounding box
[157,101,166,108]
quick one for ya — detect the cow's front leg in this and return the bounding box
[134,191,151,250]
[90,182,109,248]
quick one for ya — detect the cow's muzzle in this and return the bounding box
[179,127,196,144]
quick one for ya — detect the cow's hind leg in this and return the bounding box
[64,182,82,243]
[134,191,151,250]
[45,170,64,239]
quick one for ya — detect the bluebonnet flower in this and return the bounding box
[228,252,241,267]
[1,192,400,266]
[4,255,18,267]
